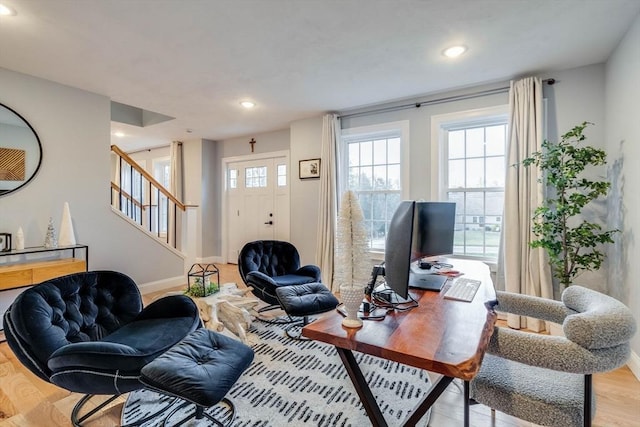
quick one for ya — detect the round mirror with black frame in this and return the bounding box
[0,103,42,197]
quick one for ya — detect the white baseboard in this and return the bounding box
[137,275,184,295]
[196,256,225,264]
[627,349,640,381]
[137,257,226,296]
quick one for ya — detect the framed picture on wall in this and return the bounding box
[299,158,321,179]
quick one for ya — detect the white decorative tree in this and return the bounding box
[334,190,370,328]
[334,190,371,289]
[44,217,58,249]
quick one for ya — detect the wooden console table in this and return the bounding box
[0,245,89,291]
[302,259,497,427]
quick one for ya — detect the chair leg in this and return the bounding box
[285,316,311,340]
[255,304,298,324]
[464,380,470,427]
[72,394,179,427]
[584,374,592,427]
[72,394,119,427]
[163,397,236,427]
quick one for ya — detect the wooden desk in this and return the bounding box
[302,259,497,427]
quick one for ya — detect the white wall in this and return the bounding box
[201,139,218,257]
[219,129,290,158]
[289,116,323,265]
[604,13,640,367]
[0,68,184,286]
[127,145,170,170]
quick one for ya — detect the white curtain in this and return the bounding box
[169,141,183,248]
[501,77,553,331]
[111,150,121,209]
[316,114,341,292]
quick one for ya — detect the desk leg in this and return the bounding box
[464,380,470,427]
[336,347,455,427]
[335,347,388,427]
[402,374,453,425]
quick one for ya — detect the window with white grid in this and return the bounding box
[341,121,409,252]
[434,107,508,261]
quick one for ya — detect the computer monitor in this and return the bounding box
[411,202,456,260]
[383,201,457,299]
[383,200,415,300]
[408,202,457,291]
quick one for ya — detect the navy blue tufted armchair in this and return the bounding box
[3,270,200,426]
[238,240,321,308]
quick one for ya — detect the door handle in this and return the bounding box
[264,221,273,225]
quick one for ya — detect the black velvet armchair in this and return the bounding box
[238,240,321,307]
[3,270,201,426]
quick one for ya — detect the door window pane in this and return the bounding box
[245,166,267,188]
[277,164,286,187]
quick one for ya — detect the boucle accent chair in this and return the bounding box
[470,285,636,427]
[3,270,201,426]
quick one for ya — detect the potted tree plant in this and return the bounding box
[523,122,618,290]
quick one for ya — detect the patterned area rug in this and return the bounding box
[122,320,432,426]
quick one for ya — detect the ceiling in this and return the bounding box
[1,0,639,152]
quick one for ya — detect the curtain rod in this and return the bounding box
[339,78,556,120]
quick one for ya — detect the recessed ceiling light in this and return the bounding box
[113,131,125,138]
[240,101,255,109]
[443,45,467,58]
[0,3,17,16]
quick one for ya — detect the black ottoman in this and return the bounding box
[140,328,254,426]
[275,282,339,340]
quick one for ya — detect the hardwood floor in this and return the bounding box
[0,263,638,426]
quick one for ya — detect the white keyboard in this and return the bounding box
[443,278,481,302]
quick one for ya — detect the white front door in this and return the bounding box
[226,155,290,263]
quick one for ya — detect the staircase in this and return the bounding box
[110,145,186,250]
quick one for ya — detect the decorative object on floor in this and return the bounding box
[335,190,370,328]
[15,226,24,250]
[275,282,339,339]
[122,320,432,427]
[140,328,254,427]
[194,283,260,343]
[522,122,618,289]
[43,216,57,249]
[299,158,321,179]
[470,285,636,427]
[0,232,10,251]
[187,263,220,297]
[58,201,76,246]
[238,240,322,313]
[3,270,201,426]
